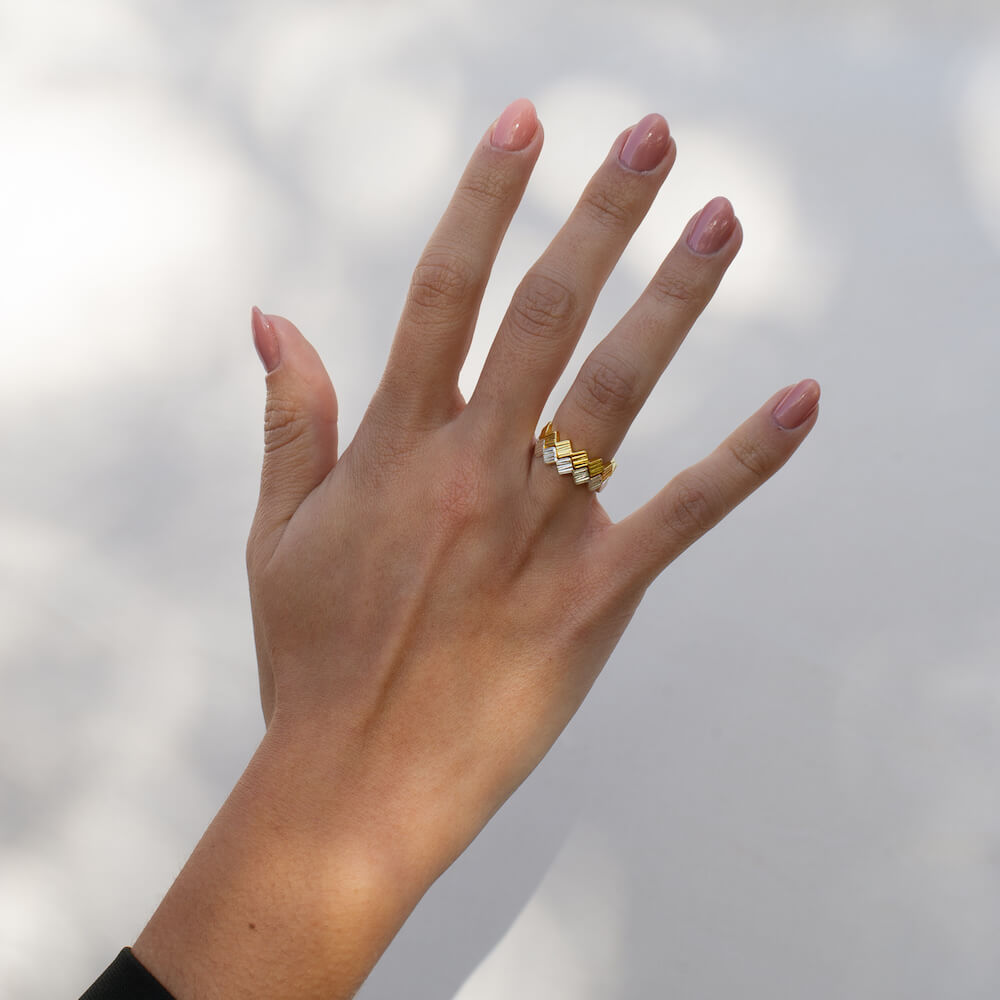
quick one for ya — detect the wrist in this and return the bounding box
[255,712,446,903]
[264,697,500,890]
[134,724,434,1000]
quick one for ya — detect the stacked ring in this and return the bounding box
[534,421,616,493]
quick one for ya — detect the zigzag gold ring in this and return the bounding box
[534,421,616,493]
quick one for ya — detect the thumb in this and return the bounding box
[249,306,338,560]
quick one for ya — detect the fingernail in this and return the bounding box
[772,379,821,430]
[491,98,538,152]
[686,196,736,255]
[619,113,671,172]
[251,306,280,373]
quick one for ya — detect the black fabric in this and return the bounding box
[80,948,175,1000]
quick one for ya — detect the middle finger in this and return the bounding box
[469,113,675,437]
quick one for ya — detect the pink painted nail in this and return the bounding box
[772,379,821,429]
[491,98,538,152]
[251,306,280,373]
[619,113,671,172]
[687,197,736,255]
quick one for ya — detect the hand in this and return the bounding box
[135,99,819,999]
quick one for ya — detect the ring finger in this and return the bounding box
[538,196,743,492]
[469,113,677,436]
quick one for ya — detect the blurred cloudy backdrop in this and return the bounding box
[2,0,999,997]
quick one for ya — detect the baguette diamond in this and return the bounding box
[535,421,616,493]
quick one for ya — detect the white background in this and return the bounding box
[2,1,999,997]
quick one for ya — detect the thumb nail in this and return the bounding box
[251,306,280,373]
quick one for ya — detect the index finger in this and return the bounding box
[375,99,544,425]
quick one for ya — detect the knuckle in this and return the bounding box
[434,465,485,530]
[579,184,633,230]
[359,418,414,483]
[576,350,641,418]
[663,475,722,540]
[263,396,307,455]
[245,522,275,582]
[724,433,772,483]
[245,530,260,575]
[407,253,479,321]
[650,266,702,311]
[508,271,578,345]
[422,437,495,540]
[457,164,510,209]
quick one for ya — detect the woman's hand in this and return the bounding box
[134,99,819,1000]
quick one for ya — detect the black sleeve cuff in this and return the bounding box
[80,948,175,1000]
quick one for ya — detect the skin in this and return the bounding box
[131,101,819,999]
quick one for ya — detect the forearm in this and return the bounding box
[132,724,433,1000]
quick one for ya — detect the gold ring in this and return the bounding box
[534,421,616,493]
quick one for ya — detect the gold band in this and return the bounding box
[534,421,616,493]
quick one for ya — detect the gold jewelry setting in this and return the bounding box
[535,421,616,493]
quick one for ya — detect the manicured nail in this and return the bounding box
[619,113,671,172]
[251,306,280,373]
[491,98,538,152]
[772,379,821,429]
[687,196,736,255]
